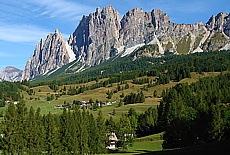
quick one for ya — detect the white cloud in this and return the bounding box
[0,24,70,43]
[0,52,13,57]
[0,24,50,43]
[28,0,95,20]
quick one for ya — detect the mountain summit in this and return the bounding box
[22,6,230,80]
[0,66,23,82]
[22,28,75,80]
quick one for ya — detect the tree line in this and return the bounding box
[1,103,139,154]
[157,73,230,149]
[123,91,145,104]
[2,72,230,152]
[0,81,23,106]
[27,50,230,87]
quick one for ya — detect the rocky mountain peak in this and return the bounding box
[206,12,229,33]
[102,5,115,12]
[152,9,170,30]
[22,7,230,80]
[55,28,61,34]
[0,66,23,82]
[69,5,121,65]
[22,29,75,80]
[125,8,144,16]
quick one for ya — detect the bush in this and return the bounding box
[0,100,6,107]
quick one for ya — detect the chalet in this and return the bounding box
[106,132,118,150]
[5,100,10,104]
[106,102,111,106]
[13,101,18,105]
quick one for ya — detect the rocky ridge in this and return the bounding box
[69,6,229,65]
[22,29,75,80]
[0,66,23,82]
[22,6,230,80]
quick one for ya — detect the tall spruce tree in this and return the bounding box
[3,103,17,154]
[79,109,89,154]
[15,101,28,154]
[44,112,60,154]
[96,110,107,154]
[35,107,45,154]
[87,113,97,154]
[25,107,40,154]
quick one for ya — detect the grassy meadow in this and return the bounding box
[1,71,229,155]
[106,133,164,155]
[0,72,221,118]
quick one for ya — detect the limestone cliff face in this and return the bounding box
[22,6,230,80]
[202,12,230,51]
[119,8,154,48]
[69,6,121,66]
[22,29,75,80]
[70,6,210,61]
[0,66,23,82]
[224,14,230,37]
[206,12,230,35]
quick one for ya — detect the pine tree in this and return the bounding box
[44,112,60,154]
[88,113,97,154]
[79,109,89,154]
[72,107,81,154]
[105,116,116,133]
[209,104,224,141]
[153,90,157,98]
[60,108,71,153]
[116,114,133,149]
[35,107,45,154]
[140,91,145,103]
[3,103,17,154]
[15,101,28,154]
[66,109,78,154]
[96,110,107,153]
[25,107,40,154]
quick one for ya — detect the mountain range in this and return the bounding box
[1,6,230,81]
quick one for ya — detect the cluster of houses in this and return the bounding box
[54,100,116,110]
[5,100,19,105]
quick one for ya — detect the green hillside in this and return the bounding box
[1,50,230,154]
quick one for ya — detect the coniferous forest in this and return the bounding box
[1,72,230,154]
[157,73,230,149]
[1,102,139,154]
[0,51,230,154]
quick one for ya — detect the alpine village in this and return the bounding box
[1,4,230,155]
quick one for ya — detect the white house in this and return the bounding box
[106,132,118,150]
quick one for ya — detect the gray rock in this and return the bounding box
[206,12,230,36]
[0,66,23,82]
[22,6,230,80]
[22,28,75,80]
[69,6,121,66]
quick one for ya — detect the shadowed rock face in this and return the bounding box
[69,6,229,66]
[68,6,121,66]
[206,12,230,36]
[0,66,23,82]
[22,29,75,80]
[22,6,230,80]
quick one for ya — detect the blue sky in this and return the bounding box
[0,0,229,71]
